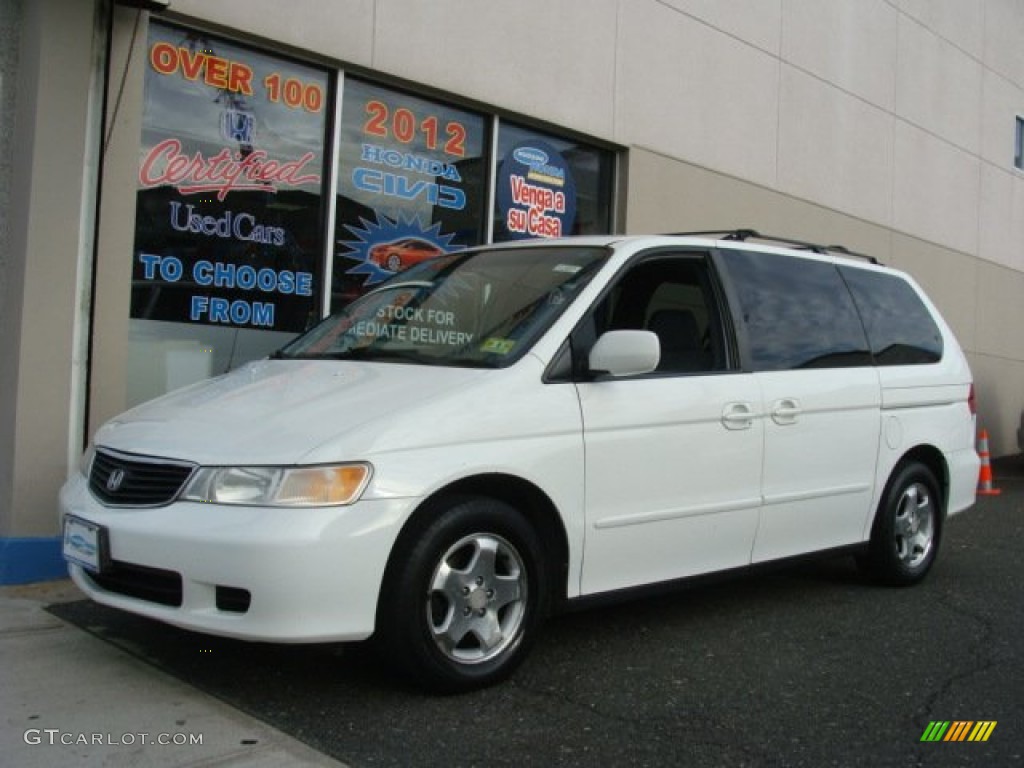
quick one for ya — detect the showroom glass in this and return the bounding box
[134,22,329,333]
[331,79,489,311]
[126,21,331,406]
[493,123,615,242]
[120,24,616,408]
[721,249,871,371]
[280,246,608,367]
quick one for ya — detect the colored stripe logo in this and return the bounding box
[920,721,997,742]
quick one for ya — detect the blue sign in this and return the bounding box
[496,140,577,240]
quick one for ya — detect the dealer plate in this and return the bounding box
[62,515,109,573]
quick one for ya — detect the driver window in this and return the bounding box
[594,255,727,374]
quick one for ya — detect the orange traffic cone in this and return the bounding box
[977,428,1001,496]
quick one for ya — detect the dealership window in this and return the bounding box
[331,78,489,309]
[493,122,615,242]
[127,23,330,405]
[125,21,616,406]
[331,83,616,310]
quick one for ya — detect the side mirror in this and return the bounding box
[588,330,660,377]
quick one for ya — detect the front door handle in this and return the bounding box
[722,402,755,430]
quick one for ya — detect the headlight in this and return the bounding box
[181,463,372,507]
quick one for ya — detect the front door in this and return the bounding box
[574,252,764,595]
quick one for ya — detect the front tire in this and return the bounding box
[377,496,548,692]
[860,462,942,586]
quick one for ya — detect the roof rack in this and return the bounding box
[665,229,881,265]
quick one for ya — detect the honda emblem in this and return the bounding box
[106,468,126,493]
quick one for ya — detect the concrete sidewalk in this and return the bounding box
[0,579,347,768]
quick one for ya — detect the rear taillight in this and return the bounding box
[968,383,976,416]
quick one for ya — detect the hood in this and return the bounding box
[95,359,489,465]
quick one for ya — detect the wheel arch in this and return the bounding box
[376,473,571,626]
[891,444,949,513]
[869,443,949,541]
[860,444,949,586]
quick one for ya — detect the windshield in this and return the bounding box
[277,245,608,367]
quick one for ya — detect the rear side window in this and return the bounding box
[720,249,870,371]
[839,267,943,365]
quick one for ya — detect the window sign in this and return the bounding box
[332,79,488,308]
[133,23,329,332]
[494,123,614,241]
[496,139,576,239]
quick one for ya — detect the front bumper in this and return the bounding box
[59,472,414,642]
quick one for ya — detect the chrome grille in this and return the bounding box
[88,448,196,507]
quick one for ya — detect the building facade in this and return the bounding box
[2,0,1023,583]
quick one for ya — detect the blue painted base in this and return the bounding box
[0,537,68,584]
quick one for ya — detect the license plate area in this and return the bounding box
[63,515,110,574]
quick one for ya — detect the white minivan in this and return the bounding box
[60,232,979,691]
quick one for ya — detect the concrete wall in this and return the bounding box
[87,5,146,440]
[0,0,98,549]
[0,0,24,547]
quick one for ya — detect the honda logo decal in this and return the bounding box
[106,468,126,493]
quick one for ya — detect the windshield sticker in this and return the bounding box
[408,327,474,346]
[353,319,406,341]
[352,321,473,347]
[349,300,472,347]
[377,306,456,327]
[553,264,582,273]
[481,338,516,355]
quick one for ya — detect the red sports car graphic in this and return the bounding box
[369,237,445,272]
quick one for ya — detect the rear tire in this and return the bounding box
[859,462,942,586]
[377,496,548,693]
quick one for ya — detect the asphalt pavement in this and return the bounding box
[3,457,1023,767]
